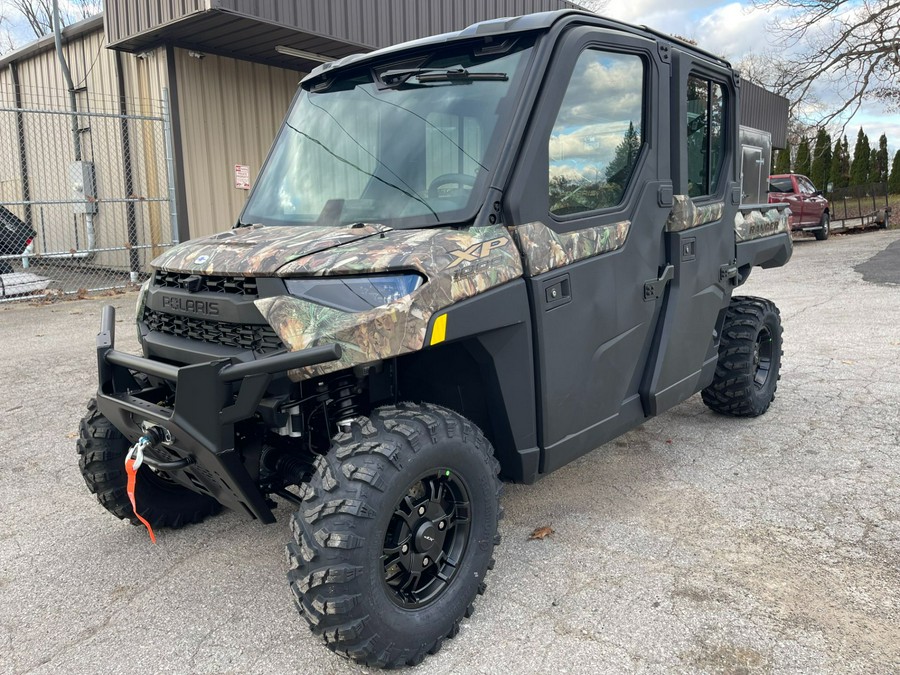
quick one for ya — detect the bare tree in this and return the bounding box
[752,0,900,127]
[569,1,610,15]
[4,0,101,39]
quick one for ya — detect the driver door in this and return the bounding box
[505,27,671,473]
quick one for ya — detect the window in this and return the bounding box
[768,177,794,193]
[797,176,816,194]
[686,76,725,197]
[548,50,645,216]
[425,113,484,196]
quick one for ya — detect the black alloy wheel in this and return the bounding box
[382,469,472,609]
[286,403,502,668]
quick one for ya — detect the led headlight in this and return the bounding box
[285,273,425,312]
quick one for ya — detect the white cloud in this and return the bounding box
[694,3,774,60]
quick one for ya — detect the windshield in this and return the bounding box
[240,37,535,229]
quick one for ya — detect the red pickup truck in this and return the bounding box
[768,173,830,240]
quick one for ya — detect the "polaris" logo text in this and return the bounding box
[162,295,220,316]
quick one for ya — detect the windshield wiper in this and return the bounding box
[380,67,507,87]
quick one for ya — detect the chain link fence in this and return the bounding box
[0,85,176,302]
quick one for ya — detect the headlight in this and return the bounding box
[285,274,425,312]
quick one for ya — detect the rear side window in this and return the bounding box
[686,76,725,197]
[768,177,793,193]
[548,49,645,216]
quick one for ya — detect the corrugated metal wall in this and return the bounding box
[106,0,577,50]
[174,48,302,238]
[105,0,209,45]
[740,78,788,150]
[217,0,577,48]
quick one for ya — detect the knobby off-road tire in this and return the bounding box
[76,399,221,527]
[814,212,830,240]
[701,297,783,417]
[286,403,502,668]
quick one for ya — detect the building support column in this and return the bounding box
[165,44,190,242]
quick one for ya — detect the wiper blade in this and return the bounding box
[380,67,507,87]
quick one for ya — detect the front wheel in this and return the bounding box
[286,403,502,668]
[702,297,783,417]
[814,212,830,240]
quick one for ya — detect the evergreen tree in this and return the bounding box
[839,136,851,188]
[809,128,831,190]
[794,137,811,176]
[773,143,792,173]
[874,134,889,184]
[889,150,900,194]
[850,127,870,186]
[828,139,843,191]
[868,148,880,184]
[605,121,641,184]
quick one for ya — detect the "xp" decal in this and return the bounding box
[446,237,509,269]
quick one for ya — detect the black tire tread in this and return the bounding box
[286,402,502,668]
[701,296,783,417]
[76,398,221,528]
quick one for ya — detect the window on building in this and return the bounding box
[686,76,725,198]
[548,50,645,216]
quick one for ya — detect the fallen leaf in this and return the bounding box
[65,431,78,439]
[528,526,554,540]
[666,439,673,444]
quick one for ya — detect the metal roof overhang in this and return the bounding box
[108,9,370,69]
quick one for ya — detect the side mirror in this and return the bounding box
[813,190,823,197]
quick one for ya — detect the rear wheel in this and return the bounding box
[286,403,502,668]
[76,399,221,527]
[814,212,830,240]
[702,297,783,417]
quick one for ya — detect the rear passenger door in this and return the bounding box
[642,56,739,415]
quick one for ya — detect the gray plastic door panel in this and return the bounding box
[504,27,672,473]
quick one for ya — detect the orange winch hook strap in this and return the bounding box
[125,438,157,544]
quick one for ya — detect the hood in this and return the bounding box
[150,223,392,276]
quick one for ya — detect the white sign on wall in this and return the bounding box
[234,164,251,190]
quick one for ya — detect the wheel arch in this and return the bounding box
[391,280,540,483]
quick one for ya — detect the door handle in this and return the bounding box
[643,264,674,301]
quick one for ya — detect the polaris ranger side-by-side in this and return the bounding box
[78,10,792,668]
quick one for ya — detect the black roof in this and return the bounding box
[303,9,730,83]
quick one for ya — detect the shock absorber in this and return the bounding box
[327,374,364,422]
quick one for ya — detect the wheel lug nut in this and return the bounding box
[401,544,409,554]
[418,506,426,516]
[438,521,445,530]
[423,557,430,566]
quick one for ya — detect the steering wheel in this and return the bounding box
[427,173,477,199]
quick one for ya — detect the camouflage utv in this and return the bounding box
[78,9,792,668]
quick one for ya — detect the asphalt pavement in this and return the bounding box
[1,230,899,674]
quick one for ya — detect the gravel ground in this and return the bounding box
[1,230,899,674]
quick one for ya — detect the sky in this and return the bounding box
[593,0,899,157]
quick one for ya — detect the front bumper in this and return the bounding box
[95,305,341,523]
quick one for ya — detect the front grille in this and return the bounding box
[153,270,258,296]
[143,308,284,354]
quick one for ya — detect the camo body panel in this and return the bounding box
[510,220,631,276]
[150,223,391,276]
[258,225,522,380]
[665,195,725,232]
[734,206,791,242]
